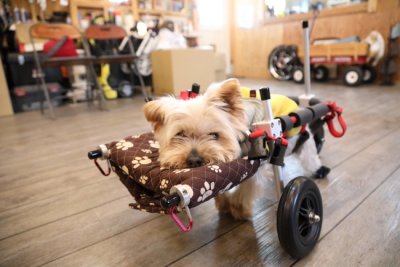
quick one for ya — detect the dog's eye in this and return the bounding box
[209,132,219,140]
[175,131,187,138]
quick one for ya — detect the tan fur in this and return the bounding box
[143,78,247,169]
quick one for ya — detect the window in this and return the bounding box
[264,0,368,18]
[262,0,376,24]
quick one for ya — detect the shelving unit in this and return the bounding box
[69,0,193,32]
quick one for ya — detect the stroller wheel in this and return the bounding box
[277,177,323,259]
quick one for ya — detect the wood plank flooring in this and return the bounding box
[0,79,399,267]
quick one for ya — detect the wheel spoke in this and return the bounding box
[299,207,309,218]
[298,221,310,235]
[306,198,313,210]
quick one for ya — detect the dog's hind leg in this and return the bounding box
[297,134,330,178]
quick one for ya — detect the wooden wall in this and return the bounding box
[232,0,400,82]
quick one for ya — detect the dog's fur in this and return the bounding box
[144,79,324,220]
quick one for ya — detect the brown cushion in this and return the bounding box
[106,132,260,214]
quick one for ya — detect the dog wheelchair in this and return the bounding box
[88,85,346,259]
[88,21,346,259]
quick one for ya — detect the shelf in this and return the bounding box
[138,9,187,17]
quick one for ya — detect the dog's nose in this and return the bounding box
[186,153,204,168]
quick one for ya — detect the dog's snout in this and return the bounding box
[186,151,204,168]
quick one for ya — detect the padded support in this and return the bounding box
[308,103,330,120]
[277,115,294,133]
[103,133,260,214]
[289,108,314,127]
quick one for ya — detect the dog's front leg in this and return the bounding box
[215,178,257,220]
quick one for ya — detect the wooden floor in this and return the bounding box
[1,79,399,267]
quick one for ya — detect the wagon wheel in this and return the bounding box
[362,64,377,84]
[292,66,304,83]
[277,177,323,259]
[343,66,363,86]
[313,65,329,82]
[268,45,298,80]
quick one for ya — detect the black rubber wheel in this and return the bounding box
[362,64,377,84]
[343,66,363,86]
[292,66,304,83]
[313,65,329,82]
[268,45,298,81]
[277,177,323,259]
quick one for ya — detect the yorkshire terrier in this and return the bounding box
[143,79,327,220]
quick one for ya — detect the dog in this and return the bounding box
[143,78,327,220]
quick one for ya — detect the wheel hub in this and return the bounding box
[346,71,359,84]
[308,211,320,224]
[298,196,320,237]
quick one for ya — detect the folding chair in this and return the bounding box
[85,24,152,102]
[29,23,107,119]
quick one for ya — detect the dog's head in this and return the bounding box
[143,79,247,168]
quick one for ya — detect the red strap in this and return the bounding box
[248,129,288,146]
[248,129,266,138]
[180,90,199,100]
[180,91,190,100]
[324,102,347,138]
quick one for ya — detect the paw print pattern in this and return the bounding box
[116,140,134,151]
[139,175,148,184]
[173,168,191,174]
[141,149,152,154]
[197,181,215,202]
[132,156,152,169]
[148,140,160,149]
[208,165,222,173]
[160,179,169,189]
[219,182,233,194]
[122,165,129,174]
[240,171,248,181]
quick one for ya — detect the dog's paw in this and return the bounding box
[314,165,330,179]
[229,203,252,221]
[215,195,230,214]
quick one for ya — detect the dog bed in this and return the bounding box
[102,132,260,213]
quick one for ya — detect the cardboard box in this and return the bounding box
[215,53,227,82]
[151,49,216,96]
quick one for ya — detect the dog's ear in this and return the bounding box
[206,78,243,117]
[143,99,167,131]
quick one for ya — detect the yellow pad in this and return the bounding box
[240,87,300,137]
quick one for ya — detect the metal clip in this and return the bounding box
[169,205,193,232]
